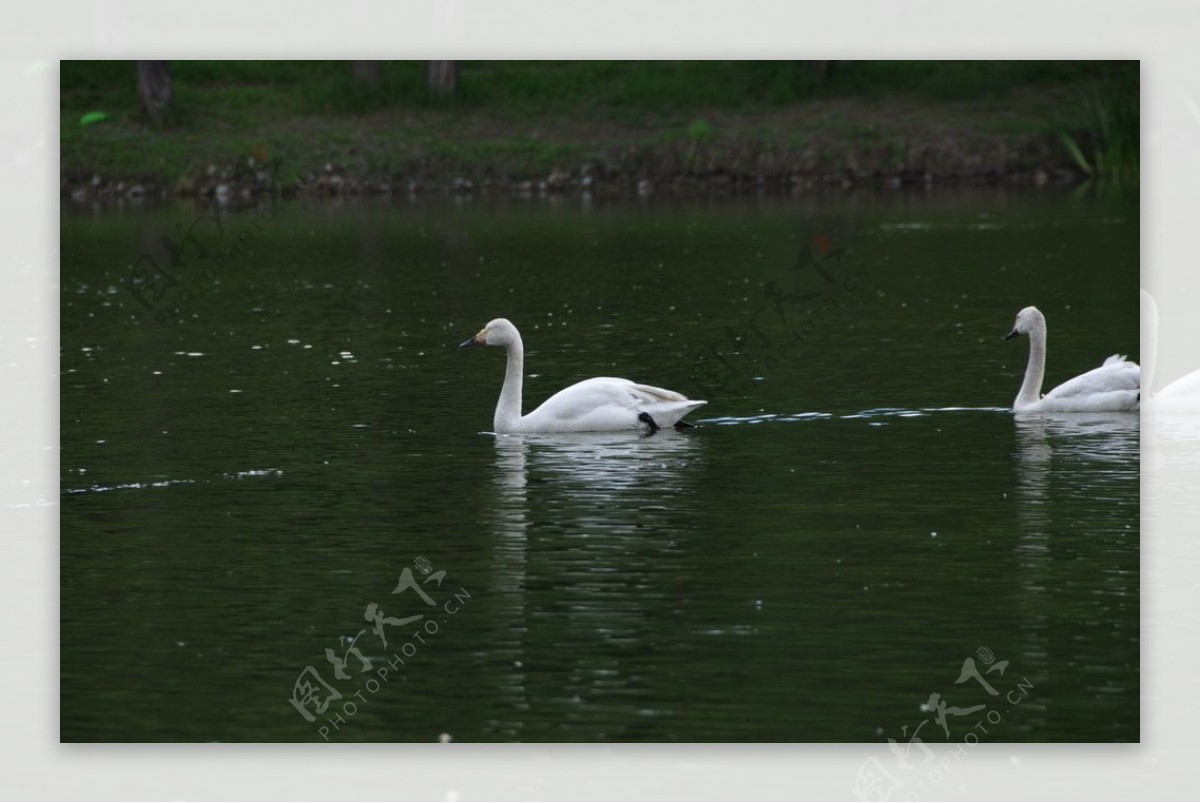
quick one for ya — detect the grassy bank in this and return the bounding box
[60,60,1138,200]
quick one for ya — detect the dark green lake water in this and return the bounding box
[60,188,1139,742]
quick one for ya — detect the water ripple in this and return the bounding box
[62,468,284,495]
[697,412,833,426]
[62,478,197,495]
[698,406,1009,426]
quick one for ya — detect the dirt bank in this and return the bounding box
[61,94,1095,203]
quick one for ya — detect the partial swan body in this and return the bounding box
[1141,288,1200,412]
[1154,370,1200,411]
[459,318,707,433]
[1004,306,1140,413]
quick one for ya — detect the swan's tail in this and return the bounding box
[640,399,707,430]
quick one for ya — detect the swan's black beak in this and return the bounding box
[1004,329,1019,341]
[460,329,487,348]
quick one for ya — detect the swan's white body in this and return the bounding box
[460,318,707,433]
[1005,306,1140,413]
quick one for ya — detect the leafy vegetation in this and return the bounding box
[59,61,1139,189]
[1058,69,1139,183]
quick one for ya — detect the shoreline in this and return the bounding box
[62,147,1086,205]
[62,89,1108,204]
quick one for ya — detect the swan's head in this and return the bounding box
[1005,306,1045,340]
[459,317,520,348]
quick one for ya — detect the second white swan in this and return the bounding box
[1141,288,1200,412]
[459,318,707,434]
[1004,305,1140,413]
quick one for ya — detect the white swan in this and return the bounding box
[1141,288,1200,412]
[1004,305,1140,413]
[459,318,707,434]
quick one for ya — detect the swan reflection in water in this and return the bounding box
[1010,409,1139,735]
[1014,411,1139,469]
[488,428,702,551]
[1011,410,1138,571]
[1008,412,1138,577]
[482,429,704,739]
[493,429,701,500]
[1012,410,1138,523]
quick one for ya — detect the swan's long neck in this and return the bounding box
[494,334,525,433]
[1017,319,1047,408]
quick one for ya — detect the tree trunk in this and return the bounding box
[809,60,833,84]
[136,61,173,124]
[352,60,380,86]
[426,61,458,96]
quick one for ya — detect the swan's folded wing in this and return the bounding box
[544,378,693,408]
[525,377,706,431]
[527,377,652,423]
[627,382,690,404]
[1044,357,1140,400]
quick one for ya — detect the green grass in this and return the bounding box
[1057,69,1139,183]
[62,60,1136,119]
